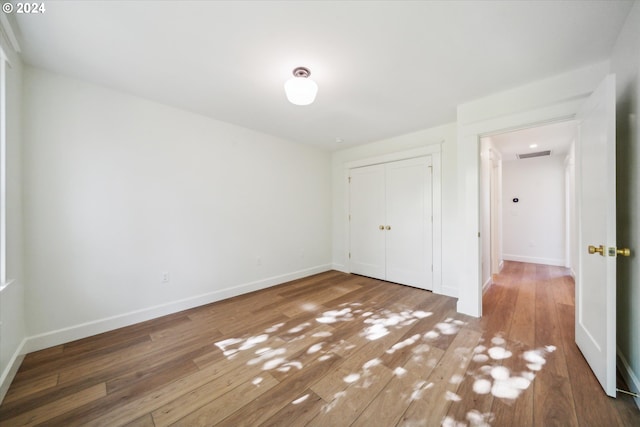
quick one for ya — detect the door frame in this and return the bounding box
[455,62,608,317]
[457,102,585,316]
[490,151,502,276]
[344,145,443,294]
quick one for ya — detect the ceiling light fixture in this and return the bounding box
[284,67,318,106]
[529,144,538,148]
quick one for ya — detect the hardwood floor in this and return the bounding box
[1,262,638,426]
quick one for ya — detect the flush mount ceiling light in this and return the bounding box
[284,67,318,106]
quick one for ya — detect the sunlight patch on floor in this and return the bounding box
[213,300,557,427]
[292,394,309,405]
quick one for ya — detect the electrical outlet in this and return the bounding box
[161,272,170,283]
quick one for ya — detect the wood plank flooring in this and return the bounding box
[1,262,638,426]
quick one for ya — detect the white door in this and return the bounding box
[349,164,386,281]
[575,74,618,397]
[386,157,432,289]
[349,157,433,290]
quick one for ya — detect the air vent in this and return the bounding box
[517,150,551,159]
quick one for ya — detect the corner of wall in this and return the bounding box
[0,339,26,404]
[0,280,27,404]
[617,349,640,409]
[0,15,25,405]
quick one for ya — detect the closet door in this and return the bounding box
[349,164,386,280]
[385,157,432,289]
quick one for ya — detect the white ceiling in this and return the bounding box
[13,1,634,150]
[486,120,578,162]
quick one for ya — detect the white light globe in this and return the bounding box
[284,76,318,106]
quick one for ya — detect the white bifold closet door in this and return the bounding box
[349,156,433,290]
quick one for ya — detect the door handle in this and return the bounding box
[379,225,384,230]
[588,245,604,256]
[588,245,631,257]
[616,248,631,257]
[385,225,391,230]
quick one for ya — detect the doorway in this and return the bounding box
[479,120,579,290]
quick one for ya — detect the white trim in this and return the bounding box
[482,276,492,294]
[344,145,443,294]
[345,145,443,170]
[23,264,331,353]
[431,151,442,294]
[331,263,348,273]
[440,285,458,298]
[0,14,20,54]
[0,48,5,284]
[617,349,640,409]
[343,167,351,274]
[502,254,566,267]
[0,339,26,404]
[0,278,13,292]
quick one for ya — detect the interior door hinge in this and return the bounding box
[349,252,351,259]
[348,176,351,183]
[348,214,351,221]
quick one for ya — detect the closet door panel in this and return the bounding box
[385,157,433,289]
[349,164,386,280]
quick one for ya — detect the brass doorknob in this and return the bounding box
[617,248,631,257]
[385,225,391,230]
[588,245,604,256]
[379,225,384,230]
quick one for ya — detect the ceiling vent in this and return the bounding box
[517,150,551,160]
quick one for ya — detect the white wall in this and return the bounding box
[0,19,25,401]
[331,123,459,297]
[610,0,640,406]
[501,156,566,266]
[22,67,332,350]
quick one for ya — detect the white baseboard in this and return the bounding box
[0,339,26,404]
[482,276,492,294]
[617,348,640,409]
[331,263,348,273]
[440,285,458,298]
[23,264,332,354]
[502,254,565,267]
